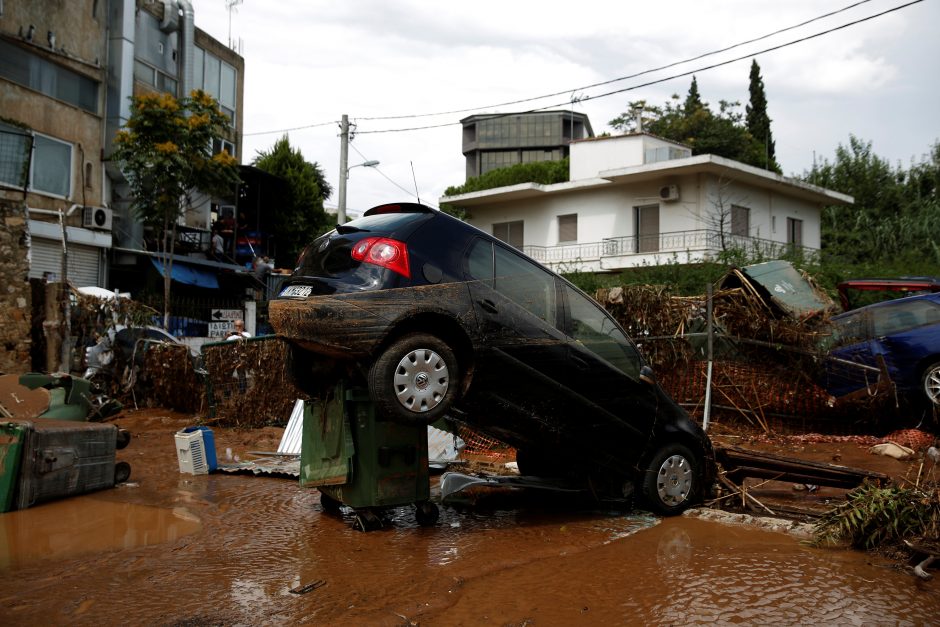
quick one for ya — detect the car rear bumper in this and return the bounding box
[269,296,388,358]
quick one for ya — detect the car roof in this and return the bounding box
[360,201,603,305]
[833,291,940,319]
[836,277,940,310]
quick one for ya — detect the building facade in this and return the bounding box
[442,133,853,273]
[0,0,244,289]
[460,111,594,180]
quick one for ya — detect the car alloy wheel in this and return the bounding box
[923,361,940,406]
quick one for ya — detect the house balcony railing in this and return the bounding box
[523,229,818,270]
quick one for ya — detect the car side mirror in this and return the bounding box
[639,365,656,385]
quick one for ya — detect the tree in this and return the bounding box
[684,75,704,113]
[609,73,778,172]
[803,136,940,281]
[745,60,779,172]
[251,136,332,265]
[113,90,240,328]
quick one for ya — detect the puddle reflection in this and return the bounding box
[0,497,201,569]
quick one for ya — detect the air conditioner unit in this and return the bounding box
[83,206,113,231]
[659,185,680,202]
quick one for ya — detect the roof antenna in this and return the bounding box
[410,161,420,204]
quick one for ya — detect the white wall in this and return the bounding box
[570,134,691,180]
[464,170,822,272]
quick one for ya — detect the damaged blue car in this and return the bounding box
[825,292,940,407]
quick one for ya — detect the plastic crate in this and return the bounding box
[175,426,218,475]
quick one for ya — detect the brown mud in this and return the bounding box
[1,409,939,625]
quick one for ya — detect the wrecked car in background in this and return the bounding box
[823,292,940,407]
[271,202,715,514]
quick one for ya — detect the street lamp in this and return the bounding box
[336,160,379,224]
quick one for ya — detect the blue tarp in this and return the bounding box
[150,257,219,289]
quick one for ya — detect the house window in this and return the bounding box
[635,204,659,253]
[0,39,98,113]
[31,133,73,198]
[193,47,238,125]
[731,205,750,237]
[493,220,524,249]
[558,214,577,243]
[787,217,803,247]
[0,122,32,188]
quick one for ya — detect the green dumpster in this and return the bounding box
[0,421,27,512]
[300,384,437,529]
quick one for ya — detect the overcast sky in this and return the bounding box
[190,0,938,217]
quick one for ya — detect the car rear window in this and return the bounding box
[345,211,428,232]
[295,211,430,280]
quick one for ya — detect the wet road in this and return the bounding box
[2,465,939,625]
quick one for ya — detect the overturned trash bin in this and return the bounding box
[300,383,437,530]
[0,418,131,512]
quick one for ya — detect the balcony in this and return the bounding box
[522,229,817,273]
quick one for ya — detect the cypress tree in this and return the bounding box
[684,76,704,113]
[746,60,779,172]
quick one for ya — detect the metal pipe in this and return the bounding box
[177,0,195,98]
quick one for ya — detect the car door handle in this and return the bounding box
[478,299,498,314]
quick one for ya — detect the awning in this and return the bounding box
[150,257,219,289]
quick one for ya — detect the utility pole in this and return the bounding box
[337,114,349,224]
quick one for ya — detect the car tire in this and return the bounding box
[369,333,457,423]
[922,361,940,406]
[640,443,701,516]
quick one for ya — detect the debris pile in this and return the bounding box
[202,337,308,428]
[139,343,204,413]
[597,261,896,433]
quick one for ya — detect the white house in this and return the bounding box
[440,133,853,273]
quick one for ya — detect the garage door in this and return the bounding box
[29,238,102,287]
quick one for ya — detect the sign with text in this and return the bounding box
[211,309,243,321]
[208,321,235,338]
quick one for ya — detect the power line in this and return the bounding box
[355,0,922,135]
[240,0,884,137]
[243,118,338,137]
[356,0,877,122]
[348,143,433,206]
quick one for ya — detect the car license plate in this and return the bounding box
[280,285,312,298]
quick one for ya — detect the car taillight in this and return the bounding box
[350,237,411,278]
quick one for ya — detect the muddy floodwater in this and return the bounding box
[1,411,939,625]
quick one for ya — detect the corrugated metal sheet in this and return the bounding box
[29,239,101,287]
[277,399,304,455]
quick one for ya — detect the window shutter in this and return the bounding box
[558,214,577,243]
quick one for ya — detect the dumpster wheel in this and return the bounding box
[319,491,343,514]
[353,508,385,532]
[415,501,440,526]
[114,461,131,484]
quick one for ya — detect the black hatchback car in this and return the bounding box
[271,203,714,514]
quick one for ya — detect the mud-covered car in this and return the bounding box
[825,292,940,407]
[271,203,714,514]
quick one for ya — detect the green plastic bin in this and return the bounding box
[300,384,433,527]
[0,421,27,512]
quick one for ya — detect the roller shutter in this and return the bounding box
[29,238,102,287]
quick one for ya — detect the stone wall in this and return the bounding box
[0,199,32,373]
